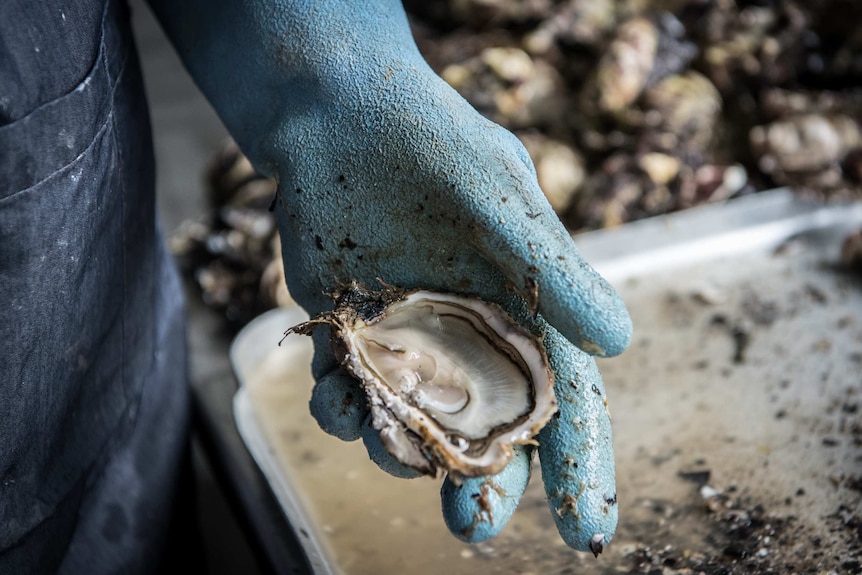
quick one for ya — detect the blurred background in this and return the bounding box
[155,0,862,333]
[130,0,862,573]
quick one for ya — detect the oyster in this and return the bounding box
[288,282,557,479]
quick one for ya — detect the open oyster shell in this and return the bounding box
[288,282,557,479]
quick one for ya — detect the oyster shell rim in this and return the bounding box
[288,282,558,479]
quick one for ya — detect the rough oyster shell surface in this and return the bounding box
[290,283,557,479]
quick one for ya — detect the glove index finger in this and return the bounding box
[538,328,618,553]
[474,193,632,357]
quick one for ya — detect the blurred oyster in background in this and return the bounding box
[518,132,585,213]
[523,0,617,54]
[641,71,722,155]
[441,46,569,130]
[595,17,658,113]
[750,114,862,193]
[638,152,680,185]
[170,140,289,330]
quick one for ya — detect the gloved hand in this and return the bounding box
[149,0,632,552]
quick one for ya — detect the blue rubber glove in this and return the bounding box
[149,0,632,552]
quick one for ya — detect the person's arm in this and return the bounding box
[145,1,420,173]
[147,0,632,551]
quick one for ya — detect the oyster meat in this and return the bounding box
[289,283,557,478]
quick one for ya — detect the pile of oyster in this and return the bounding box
[287,282,557,478]
[408,0,862,229]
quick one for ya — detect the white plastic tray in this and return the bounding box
[233,190,862,574]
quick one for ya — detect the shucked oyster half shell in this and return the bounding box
[288,282,557,479]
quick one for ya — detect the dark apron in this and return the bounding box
[0,1,189,573]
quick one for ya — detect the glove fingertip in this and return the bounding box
[472,204,632,357]
[538,340,619,553]
[544,484,618,554]
[440,446,532,543]
[534,263,632,358]
[309,371,366,442]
